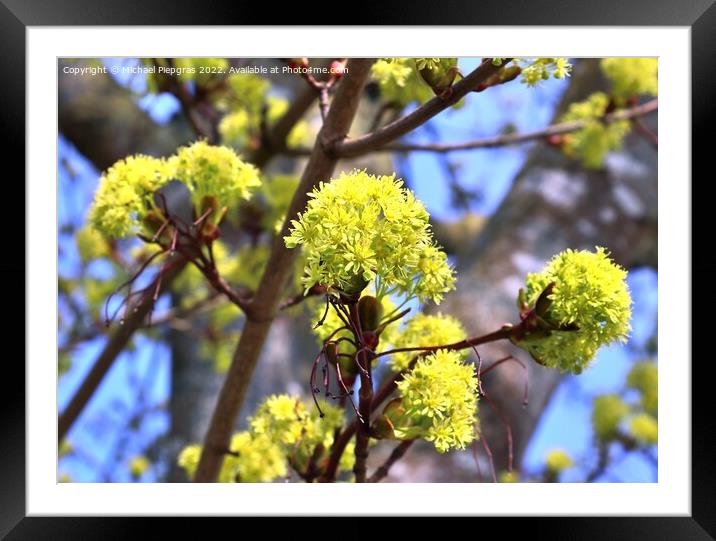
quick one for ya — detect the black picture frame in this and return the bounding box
[4,0,711,536]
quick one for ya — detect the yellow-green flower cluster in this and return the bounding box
[177,394,354,482]
[553,59,656,168]
[88,142,261,239]
[390,313,467,371]
[629,412,658,445]
[169,140,261,213]
[285,170,456,303]
[88,155,173,238]
[173,57,229,86]
[591,394,629,440]
[499,470,520,483]
[59,351,71,376]
[176,445,202,478]
[75,224,111,262]
[218,109,251,148]
[545,449,574,473]
[517,58,572,87]
[59,440,73,457]
[217,72,308,152]
[519,247,632,374]
[224,73,270,112]
[128,455,151,477]
[601,58,658,102]
[265,98,310,148]
[370,58,436,106]
[589,361,658,447]
[414,58,443,71]
[219,97,309,151]
[413,245,458,304]
[560,92,632,168]
[414,58,460,92]
[394,349,478,453]
[250,394,354,473]
[177,433,286,483]
[626,361,658,414]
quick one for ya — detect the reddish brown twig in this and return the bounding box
[368,440,415,482]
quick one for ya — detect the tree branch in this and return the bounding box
[284,98,658,156]
[372,326,514,361]
[368,440,415,482]
[330,59,510,158]
[383,98,658,153]
[248,83,319,168]
[192,59,376,483]
[142,292,222,329]
[58,260,186,442]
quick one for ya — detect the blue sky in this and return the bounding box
[58,58,657,483]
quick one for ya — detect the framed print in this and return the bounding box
[4,0,712,536]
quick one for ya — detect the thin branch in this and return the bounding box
[368,440,415,483]
[192,59,376,483]
[633,116,659,149]
[247,83,320,168]
[330,59,511,158]
[142,293,222,328]
[278,284,327,311]
[58,260,186,442]
[319,357,418,483]
[585,442,610,483]
[156,59,213,142]
[373,326,514,361]
[283,98,658,156]
[385,98,659,153]
[352,303,372,483]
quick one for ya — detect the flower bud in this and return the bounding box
[288,58,309,70]
[546,134,564,147]
[371,398,407,440]
[358,295,383,332]
[475,65,521,92]
[325,341,339,365]
[200,222,221,244]
[330,60,346,79]
[199,195,229,227]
